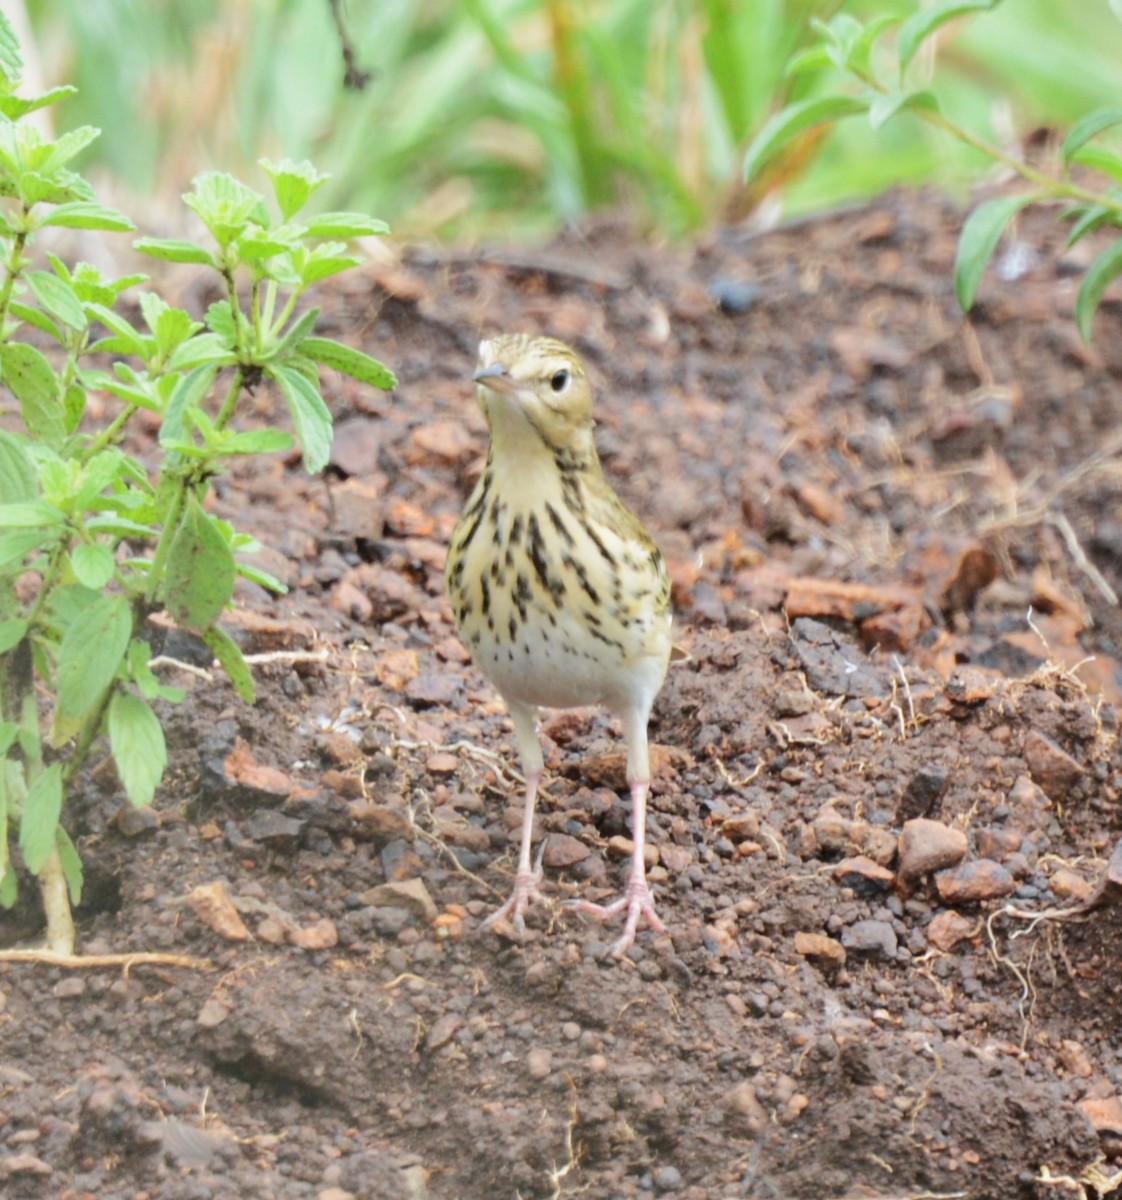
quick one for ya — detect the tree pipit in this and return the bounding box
[446,334,672,956]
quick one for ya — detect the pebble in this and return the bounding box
[1049,868,1093,902]
[897,818,967,885]
[360,878,438,922]
[527,1048,553,1080]
[1023,730,1083,798]
[652,1164,684,1192]
[935,859,1016,903]
[925,909,976,951]
[725,1080,768,1135]
[793,931,846,969]
[832,855,894,894]
[542,834,592,869]
[840,920,897,959]
[288,918,339,951]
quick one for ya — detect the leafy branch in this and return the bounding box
[743,0,1122,340]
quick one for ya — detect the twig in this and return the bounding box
[0,949,213,971]
[1046,511,1119,606]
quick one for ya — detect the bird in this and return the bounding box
[445,333,673,957]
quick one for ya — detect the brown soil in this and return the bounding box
[2,188,1122,1200]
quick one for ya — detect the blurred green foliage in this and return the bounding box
[20,0,1122,239]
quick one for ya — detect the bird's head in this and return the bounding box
[473,334,595,462]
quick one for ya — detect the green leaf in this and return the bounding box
[38,125,99,174]
[164,494,236,632]
[183,172,268,247]
[108,690,166,807]
[1065,204,1116,248]
[52,595,132,744]
[270,363,333,474]
[25,269,87,331]
[898,1,999,77]
[38,202,134,232]
[744,95,871,183]
[260,157,329,221]
[0,529,53,572]
[19,762,63,874]
[847,13,902,76]
[168,332,237,373]
[300,337,397,389]
[0,431,38,503]
[205,300,237,343]
[0,864,14,908]
[55,826,83,906]
[869,89,940,131]
[0,500,65,527]
[301,211,389,239]
[1061,108,1122,167]
[1075,238,1122,343]
[160,363,218,451]
[70,543,116,589]
[236,561,287,594]
[784,45,832,77]
[222,428,295,455]
[133,237,216,267]
[0,343,65,447]
[0,617,26,653]
[85,302,149,357]
[20,167,93,206]
[299,253,362,286]
[0,13,23,87]
[0,86,77,121]
[954,194,1035,312]
[9,300,63,342]
[63,382,86,434]
[203,624,255,703]
[1070,145,1122,187]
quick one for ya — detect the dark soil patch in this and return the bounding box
[2,188,1122,1200]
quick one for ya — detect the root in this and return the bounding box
[0,949,213,971]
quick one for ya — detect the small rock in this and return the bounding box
[897,763,949,821]
[184,881,251,942]
[1049,868,1093,902]
[1078,1095,1122,1136]
[196,997,231,1028]
[725,1081,768,1135]
[114,805,160,837]
[1058,1039,1094,1079]
[840,920,897,959]
[652,1164,684,1193]
[832,855,894,894]
[974,827,1023,860]
[405,673,462,708]
[1023,730,1083,799]
[1007,773,1050,824]
[54,976,87,999]
[720,812,760,843]
[1,1152,52,1177]
[606,836,659,869]
[925,909,976,952]
[935,859,1016,903]
[793,931,846,970]
[288,918,339,951]
[860,825,899,867]
[425,1014,461,1053]
[811,808,853,856]
[945,666,996,704]
[709,278,761,314]
[527,1048,552,1080]
[426,752,459,776]
[897,818,967,887]
[318,1188,357,1200]
[361,878,438,923]
[659,844,693,873]
[542,834,592,869]
[244,809,305,844]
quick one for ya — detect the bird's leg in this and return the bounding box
[565,706,664,957]
[483,702,546,935]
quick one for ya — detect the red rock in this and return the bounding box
[945,667,996,705]
[974,827,1023,860]
[1023,730,1083,798]
[328,579,373,621]
[1049,868,1093,902]
[925,909,976,951]
[794,931,846,969]
[541,834,592,869]
[361,878,438,922]
[832,855,894,891]
[288,918,339,951]
[935,859,1016,903]
[606,836,659,869]
[184,881,250,942]
[897,818,967,885]
[721,812,761,843]
[1078,1095,1122,1135]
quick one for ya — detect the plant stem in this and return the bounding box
[213,369,245,432]
[81,402,139,464]
[0,224,29,330]
[143,485,186,605]
[38,845,75,955]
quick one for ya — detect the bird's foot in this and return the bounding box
[564,874,664,958]
[481,842,547,937]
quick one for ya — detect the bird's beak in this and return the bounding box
[473,362,520,394]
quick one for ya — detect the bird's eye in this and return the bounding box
[550,368,570,393]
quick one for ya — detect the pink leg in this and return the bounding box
[565,776,664,957]
[482,769,544,935]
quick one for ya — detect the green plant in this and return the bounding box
[0,14,395,956]
[743,0,1122,340]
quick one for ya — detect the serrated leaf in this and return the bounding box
[1075,238,1122,342]
[38,125,99,174]
[19,762,62,873]
[1061,108,1122,167]
[26,269,87,331]
[301,211,389,239]
[869,89,939,131]
[167,332,237,373]
[70,543,115,589]
[20,167,93,206]
[38,202,133,232]
[51,595,132,744]
[164,494,236,632]
[954,194,1035,312]
[270,364,332,474]
[300,254,362,285]
[0,13,23,86]
[108,690,165,807]
[299,337,397,389]
[0,342,65,446]
[260,157,329,221]
[0,86,77,120]
[0,618,26,653]
[203,624,255,703]
[898,0,999,78]
[183,172,268,247]
[133,237,216,267]
[744,95,871,183]
[0,431,38,503]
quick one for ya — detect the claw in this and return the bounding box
[563,873,664,957]
[481,838,548,936]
